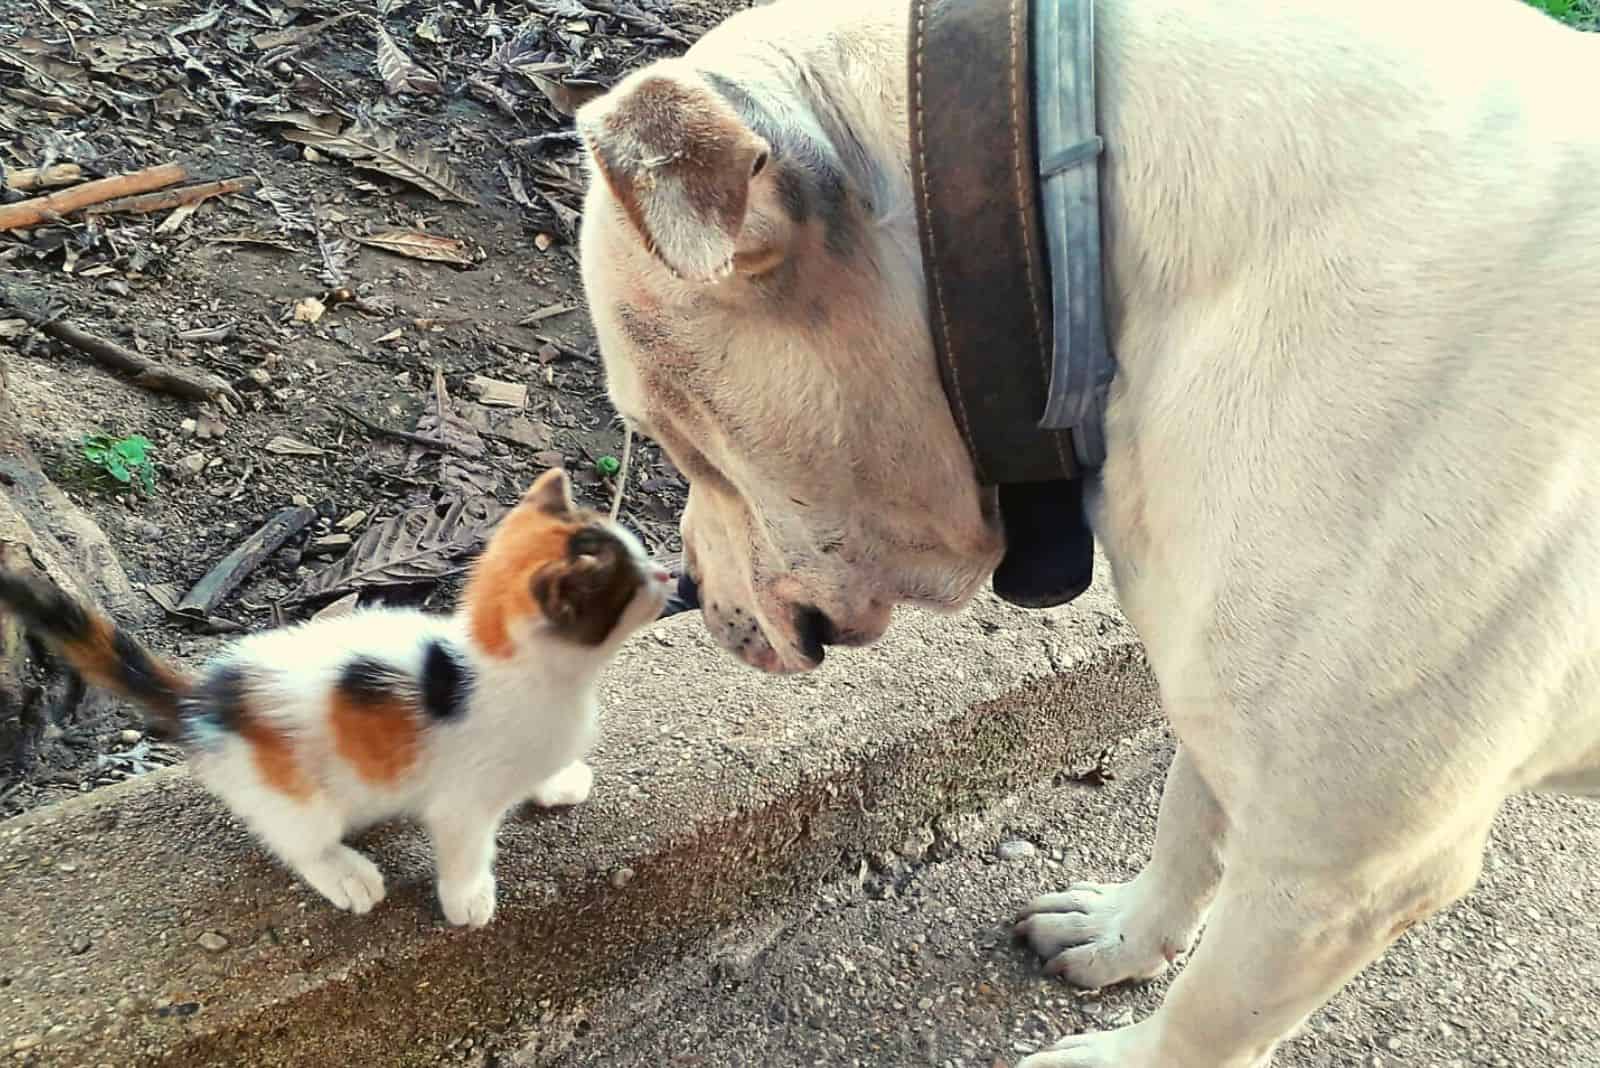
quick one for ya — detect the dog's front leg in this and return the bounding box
[1016,818,1491,1068]
[1016,746,1224,988]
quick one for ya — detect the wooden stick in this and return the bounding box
[85,176,256,218]
[3,164,83,192]
[175,506,317,618]
[0,162,188,231]
[39,318,242,406]
[0,278,244,407]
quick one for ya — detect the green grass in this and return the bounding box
[1525,0,1599,28]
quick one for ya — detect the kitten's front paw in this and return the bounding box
[530,760,594,807]
[439,873,496,927]
[299,846,387,915]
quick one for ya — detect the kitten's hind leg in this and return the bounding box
[529,760,594,807]
[209,768,386,914]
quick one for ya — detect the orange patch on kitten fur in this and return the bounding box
[235,712,312,800]
[329,689,421,785]
[466,515,575,659]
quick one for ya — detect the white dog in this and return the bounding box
[575,0,1600,1064]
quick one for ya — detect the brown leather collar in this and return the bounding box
[908,0,1103,608]
[909,0,1079,487]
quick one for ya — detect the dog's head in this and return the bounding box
[577,28,1003,674]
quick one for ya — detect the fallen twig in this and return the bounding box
[0,162,188,231]
[85,176,257,219]
[3,163,83,193]
[175,506,317,618]
[334,405,482,456]
[0,277,242,407]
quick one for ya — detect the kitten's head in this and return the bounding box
[466,468,672,658]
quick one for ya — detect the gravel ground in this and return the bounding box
[544,726,1600,1068]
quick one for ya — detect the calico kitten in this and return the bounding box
[0,468,670,926]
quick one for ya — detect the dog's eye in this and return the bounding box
[751,150,768,178]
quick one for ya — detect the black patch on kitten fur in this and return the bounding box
[419,640,472,721]
[339,656,412,703]
[189,662,252,735]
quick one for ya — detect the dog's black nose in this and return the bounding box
[658,570,701,619]
[796,605,838,664]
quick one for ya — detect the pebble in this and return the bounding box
[997,840,1037,861]
[9,1036,40,1053]
[609,867,635,889]
[174,453,208,482]
[118,729,143,746]
[67,933,91,956]
[197,931,229,953]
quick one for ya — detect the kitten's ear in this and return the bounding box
[523,468,574,515]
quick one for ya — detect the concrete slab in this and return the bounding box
[0,561,1160,1067]
[555,727,1600,1068]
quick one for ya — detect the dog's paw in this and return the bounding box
[1016,1023,1157,1068]
[439,872,497,927]
[298,846,387,915]
[1016,879,1193,989]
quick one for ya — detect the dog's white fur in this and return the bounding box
[576,0,1600,1063]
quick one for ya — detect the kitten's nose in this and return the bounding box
[651,566,671,585]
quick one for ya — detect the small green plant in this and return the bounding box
[1526,0,1598,27]
[595,455,621,477]
[81,433,157,496]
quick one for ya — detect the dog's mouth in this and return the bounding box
[795,605,841,665]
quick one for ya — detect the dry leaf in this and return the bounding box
[522,71,604,117]
[416,10,447,43]
[257,184,317,233]
[463,407,551,449]
[170,7,224,36]
[468,76,522,121]
[467,375,527,409]
[355,229,473,265]
[312,590,360,620]
[293,296,326,323]
[252,13,357,51]
[265,435,326,457]
[280,494,506,606]
[315,226,358,288]
[497,161,535,212]
[261,111,475,205]
[374,25,442,96]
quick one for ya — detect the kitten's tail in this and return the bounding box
[0,567,192,739]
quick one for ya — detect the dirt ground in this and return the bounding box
[558,727,1600,1068]
[0,0,745,817]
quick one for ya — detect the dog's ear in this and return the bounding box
[577,61,772,282]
